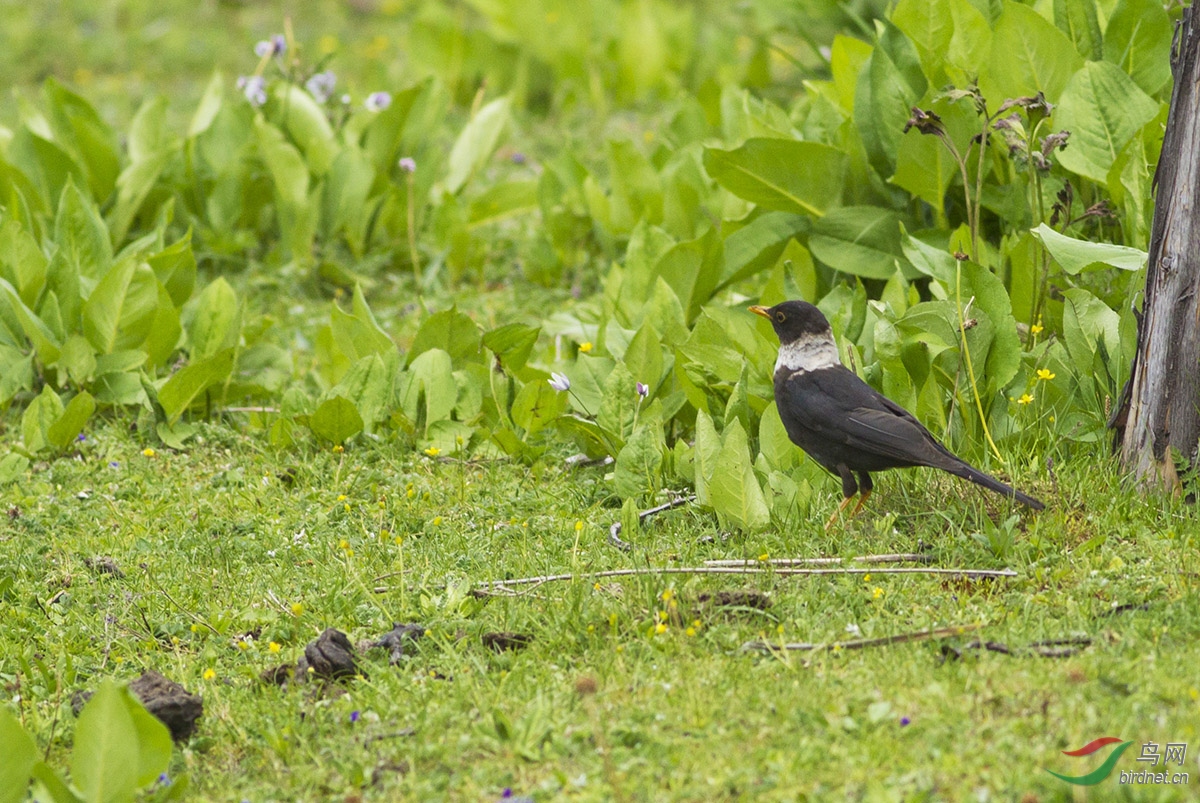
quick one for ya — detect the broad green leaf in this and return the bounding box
[125,693,172,789]
[622,322,664,393]
[1104,0,1172,96]
[758,401,799,471]
[54,179,112,280]
[147,231,196,308]
[945,0,991,84]
[21,385,64,453]
[43,78,120,201]
[607,138,662,230]
[1053,0,1102,60]
[81,257,136,353]
[809,206,913,280]
[362,80,428,171]
[693,409,722,506]
[702,139,848,216]
[142,283,182,367]
[483,323,540,372]
[188,72,225,139]
[719,212,810,288]
[1030,223,1147,274]
[46,391,95,450]
[188,278,239,360]
[1062,287,1122,378]
[0,218,48,306]
[109,151,170,244]
[0,278,61,362]
[892,0,954,73]
[0,706,38,803]
[1054,61,1160,182]
[981,2,1082,103]
[331,354,395,433]
[854,21,927,178]
[273,83,337,175]
[330,284,394,361]
[900,226,956,284]
[254,117,309,209]
[158,348,235,424]
[0,453,31,486]
[467,180,538,227]
[830,35,874,111]
[401,348,458,429]
[709,418,771,532]
[0,348,34,405]
[958,261,1020,392]
[510,377,567,436]
[597,362,638,444]
[653,226,723,322]
[408,308,480,366]
[613,413,665,501]
[445,97,511,194]
[71,681,140,803]
[309,395,364,444]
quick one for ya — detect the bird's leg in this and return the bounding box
[825,496,858,530]
[849,472,874,517]
[825,467,859,530]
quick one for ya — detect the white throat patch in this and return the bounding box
[774,334,840,377]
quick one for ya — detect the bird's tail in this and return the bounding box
[937,456,1045,510]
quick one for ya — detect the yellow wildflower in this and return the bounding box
[579,342,593,353]
[1036,368,1056,381]
[873,587,884,599]
[269,642,281,653]
[654,623,668,635]
[202,668,216,680]
[142,448,156,457]
[1017,394,1034,405]
[1031,323,1044,334]
[424,446,440,457]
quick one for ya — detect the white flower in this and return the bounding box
[305,71,336,103]
[364,91,392,112]
[548,373,571,392]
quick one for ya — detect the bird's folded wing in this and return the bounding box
[839,407,941,464]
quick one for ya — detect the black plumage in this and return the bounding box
[750,300,1044,525]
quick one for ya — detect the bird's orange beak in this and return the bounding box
[749,305,770,319]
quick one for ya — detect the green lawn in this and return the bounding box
[5,410,1198,799]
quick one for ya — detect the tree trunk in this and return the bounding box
[1116,7,1200,492]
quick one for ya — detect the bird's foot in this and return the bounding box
[849,490,872,518]
[824,495,858,531]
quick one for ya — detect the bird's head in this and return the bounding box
[749,300,832,345]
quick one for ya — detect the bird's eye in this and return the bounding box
[775,312,786,322]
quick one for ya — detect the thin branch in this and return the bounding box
[466,565,1018,595]
[607,494,696,552]
[706,552,935,567]
[743,623,984,653]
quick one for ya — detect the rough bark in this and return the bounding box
[1116,6,1200,492]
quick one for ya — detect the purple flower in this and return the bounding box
[636,382,649,398]
[305,71,336,104]
[398,156,417,173]
[365,91,392,112]
[255,35,286,58]
[511,152,527,165]
[501,791,513,800]
[157,773,170,786]
[108,461,119,469]
[350,710,360,723]
[239,75,267,108]
[77,433,87,441]
[548,373,571,392]
[900,716,911,726]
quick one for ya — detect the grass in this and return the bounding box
[2,1,1198,800]
[4,412,1199,800]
